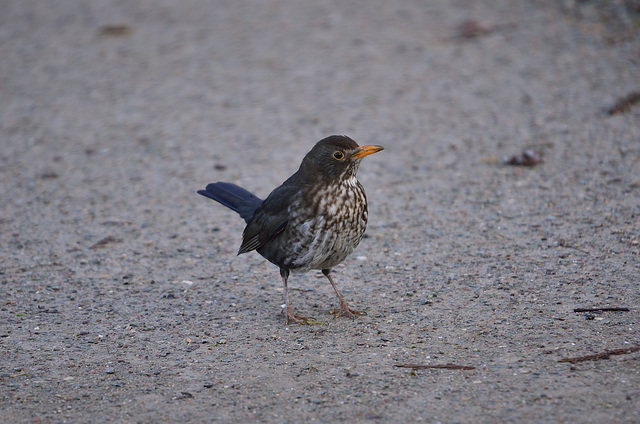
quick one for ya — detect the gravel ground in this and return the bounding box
[1,1,639,423]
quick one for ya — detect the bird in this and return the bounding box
[198,135,384,324]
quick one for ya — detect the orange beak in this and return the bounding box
[351,145,384,160]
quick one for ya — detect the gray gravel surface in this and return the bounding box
[2,1,639,423]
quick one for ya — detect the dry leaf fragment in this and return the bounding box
[99,25,132,37]
[608,91,640,115]
[455,19,496,39]
[504,150,543,166]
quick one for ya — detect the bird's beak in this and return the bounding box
[351,145,384,160]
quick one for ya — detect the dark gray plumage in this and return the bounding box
[198,135,384,324]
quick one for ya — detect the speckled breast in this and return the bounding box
[261,177,368,272]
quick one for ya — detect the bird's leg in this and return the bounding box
[322,269,364,319]
[280,268,313,325]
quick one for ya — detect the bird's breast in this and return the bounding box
[280,177,368,271]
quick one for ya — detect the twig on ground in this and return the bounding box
[559,346,640,364]
[394,363,475,370]
[573,307,630,313]
[90,235,123,249]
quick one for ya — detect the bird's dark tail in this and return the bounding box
[198,182,262,224]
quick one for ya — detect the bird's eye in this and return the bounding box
[333,151,345,160]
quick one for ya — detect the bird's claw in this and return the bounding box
[332,301,365,320]
[284,308,315,325]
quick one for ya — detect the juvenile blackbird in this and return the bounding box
[198,135,383,324]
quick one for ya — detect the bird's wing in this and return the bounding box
[238,216,287,254]
[237,185,297,254]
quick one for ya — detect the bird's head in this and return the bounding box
[298,135,384,182]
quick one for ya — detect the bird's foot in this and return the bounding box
[284,307,315,325]
[331,301,365,320]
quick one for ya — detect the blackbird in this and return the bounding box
[198,135,383,324]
